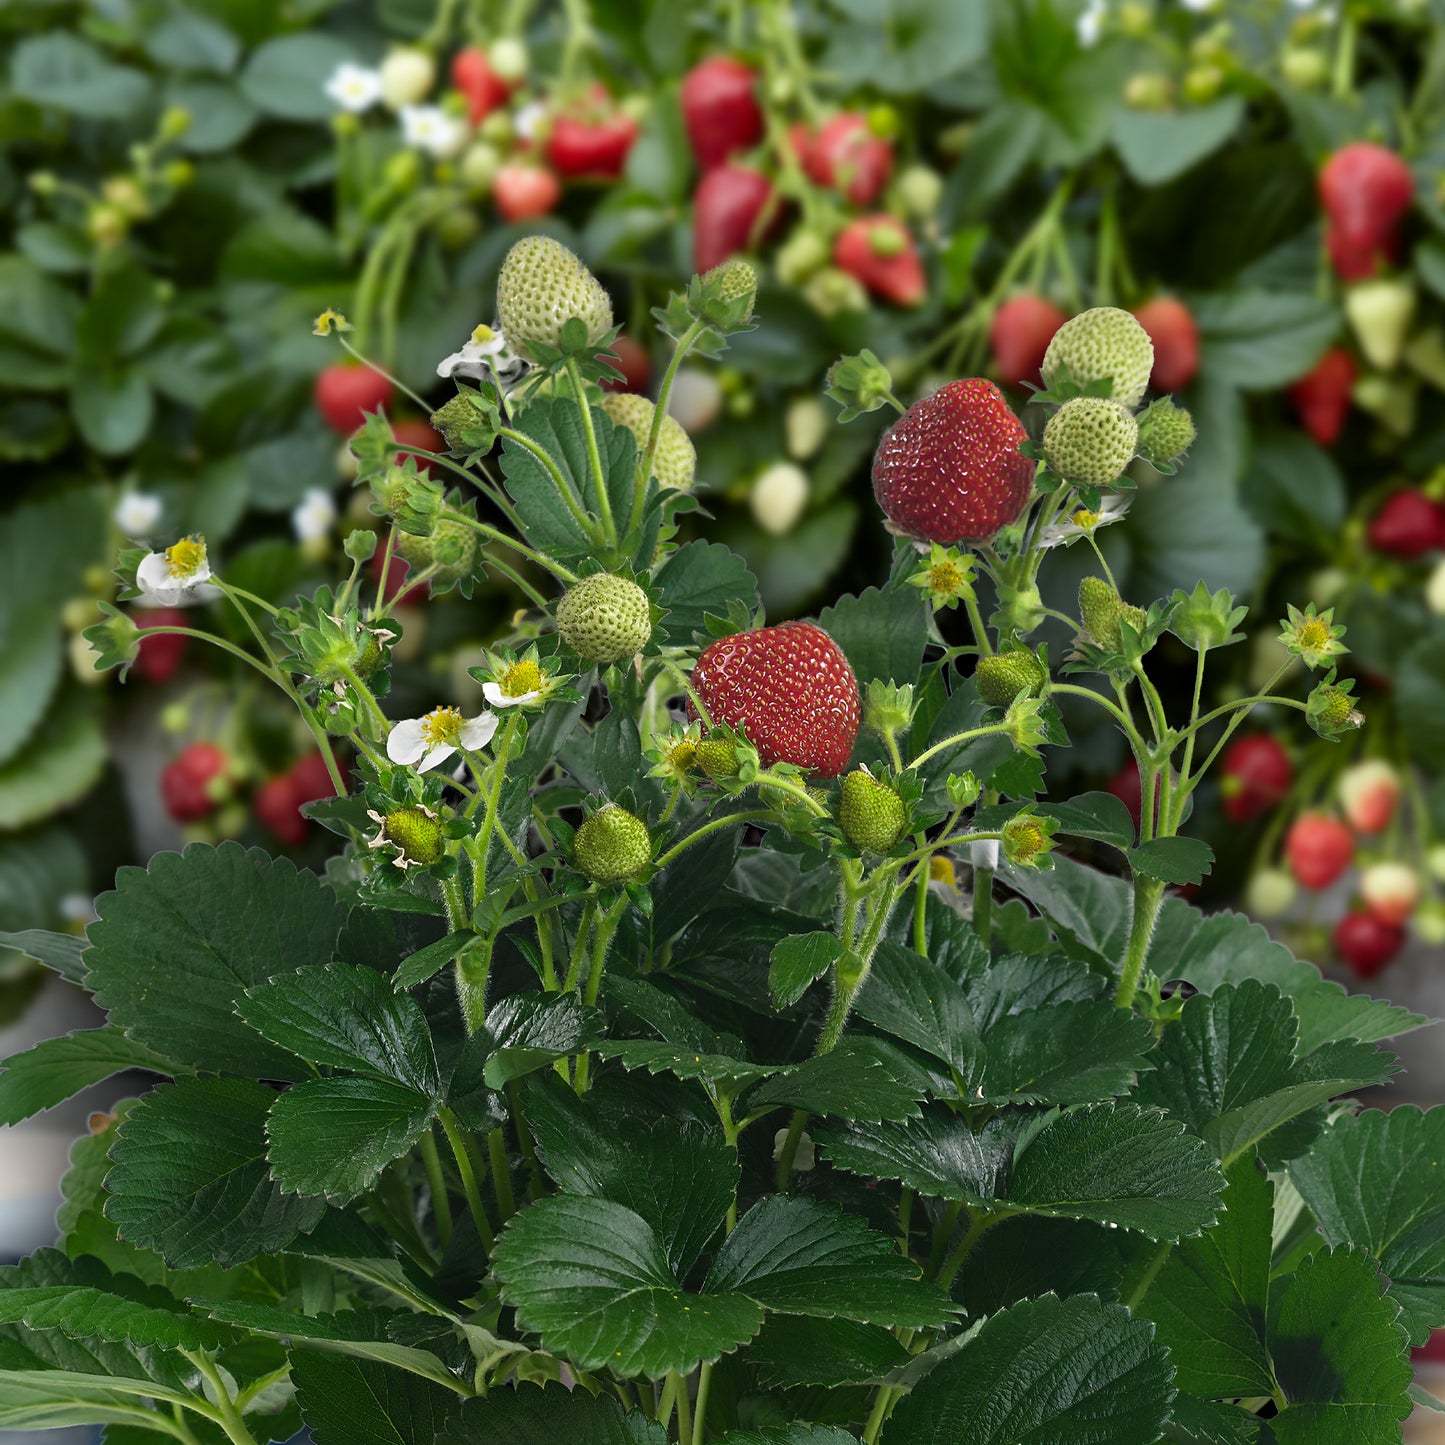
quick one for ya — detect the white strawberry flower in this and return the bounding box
[401,104,464,157]
[1076,0,1107,46]
[114,490,163,538]
[513,100,547,140]
[387,704,498,771]
[1038,496,1131,548]
[292,487,337,543]
[437,324,522,383]
[135,535,222,607]
[325,63,383,113]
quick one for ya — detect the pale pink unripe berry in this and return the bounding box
[380,48,436,110]
[1338,759,1401,835]
[1246,867,1296,919]
[1360,861,1421,926]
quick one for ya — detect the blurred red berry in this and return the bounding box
[1285,813,1354,890]
[1325,219,1397,281]
[132,608,189,683]
[990,295,1067,390]
[1133,297,1200,393]
[254,775,308,848]
[1288,348,1356,446]
[600,334,651,393]
[1333,908,1405,979]
[803,114,893,206]
[290,749,341,804]
[1368,488,1445,560]
[161,743,228,823]
[494,164,561,222]
[451,47,512,125]
[692,164,779,274]
[680,57,763,172]
[1106,759,1143,829]
[834,215,925,307]
[315,365,394,435]
[1319,142,1413,252]
[1220,734,1292,824]
[391,419,445,475]
[546,95,639,179]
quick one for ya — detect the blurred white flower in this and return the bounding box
[325,63,383,113]
[292,487,337,544]
[1077,0,1108,45]
[387,705,498,771]
[114,491,163,537]
[135,536,221,607]
[513,100,547,140]
[401,105,464,157]
[1038,495,1132,548]
[437,324,521,382]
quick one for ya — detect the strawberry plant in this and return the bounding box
[0,236,1437,1444]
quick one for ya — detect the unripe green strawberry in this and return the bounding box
[975,649,1047,707]
[495,235,613,361]
[574,803,651,883]
[704,257,759,322]
[1042,306,1155,408]
[396,516,477,586]
[1135,397,1196,468]
[599,392,696,488]
[1079,576,1146,651]
[1042,397,1139,488]
[695,737,740,778]
[839,768,906,852]
[555,572,652,664]
[382,806,445,867]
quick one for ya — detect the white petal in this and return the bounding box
[460,712,500,749]
[418,742,456,772]
[135,552,183,605]
[114,493,163,535]
[387,718,426,764]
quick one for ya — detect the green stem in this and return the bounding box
[1115,876,1166,1009]
[910,722,1012,772]
[488,1127,516,1222]
[439,1109,493,1251]
[673,1367,692,1441]
[963,592,994,656]
[1049,681,1139,738]
[1124,1239,1172,1310]
[652,810,772,870]
[636,317,705,532]
[180,1353,260,1445]
[692,1361,712,1445]
[566,356,616,546]
[448,510,577,583]
[419,1129,454,1246]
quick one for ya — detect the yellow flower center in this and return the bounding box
[471,323,496,345]
[1070,508,1102,530]
[929,856,956,887]
[165,536,207,579]
[669,739,698,773]
[930,561,965,594]
[1008,821,1046,862]
[1297,618,1330,653]
[502,659,542,697]
[420,705,463,746]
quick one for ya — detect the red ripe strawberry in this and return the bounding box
[1133,297,1199,393]
[692,164,779,274]
[1285,812,1354,890]
[132,607,189,683]
[871,379,1032,544]
[1220,734,1292,824]
[494,164,561,222]
[690,622,859,777]
[452,46,512,125]
[1326,220,1398,282]
[1319,142,1413,252]
[392,419,444,475]
[161,742,229,823]
[804,114,892,206]
[1288,348,1356,446]
[1333,909,1405,979]
[600,334,651,393]
[681,57,763,172]
[834,215,925,307]
[546,89,639,179]
[254,775,308,848]
[290,749,340,804]
[314,364,394,435]
[1368,488,1445,560]
[990,295,1067,390]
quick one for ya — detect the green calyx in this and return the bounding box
[1136,397,1196,469]
[976,649,1047,708]
[838,768,906,853]
[1079,576,1146,652]
[1001,810,1057,869]
[1043,397,1139,488]
[1042,306,1154,408]
[1306,678,1363,739]
[383,806,445,867]
[574,803,652,884]
[555,572,653,665]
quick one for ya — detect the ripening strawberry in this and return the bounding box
[1333,908,1405,979]
[1319,142,1414,253]
[132,607,189,683]
[451,46,512,124]
[161,742,229,823]
[391,419,444,475]
[545,91,639,179]
[803,114,892,206]
[871,379,1032,544]
[690,621,860,777]
[1360,861,1420,926]
[254,775,308,848]
[493,163,561,222]
[1288,348,1356,445]
[1367,489,1444,560]
[314,364,394,435]
[1338,759,1401,835]
[1326,220,1398,282]
[1133,297,1199,393]
[692,164,778,274]
[1220,734,1292,824]
[834,215,925,307]
[681,57,763,172]
[1285,812,1354,890]
[600,334,651,393]
[990,295,1067,390]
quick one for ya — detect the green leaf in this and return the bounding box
[1139,1156,1275,1400]
[854,941,982,1079]
[0,1368,190,1431]
[105,1077,326,1268]
[291,1351,459,1445]
[704,1195,952,1328]
[73,368,154,456]
[817,586,928,688]
[476,993,600,1087]
[392,930,472,990]
[885,1293,1174,1445]
[0,928,86,985]
[595,1038,773,1088]
[440,1383,667,1443]
[745,1315,910,1388]
[1289,1105,1445,1345]
[493,1195,766,1378]
[1241,430,1347,549]
[0,689,105,830]
[239,33,360,120]
[1129,835,1215,885]
[952,1215,1124,1319]
[820,0,989,93]
[1033,792,1137,850]
[746,1039,924,1122]
[0,1027,176,1126]
[86,842,349,1078]
[1193,289,1339,390]
[266,1076,439,1202]
[1136,981,1394,1165]
[652,540,758,645]
[238,964,440,1091]
[768,931,842,1010]
[1112,98,1245,184]
[821,1103,1224,1240]
[1265,1247,1412,1442]
[720,1431,862,1444]
[10,32,150,119]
